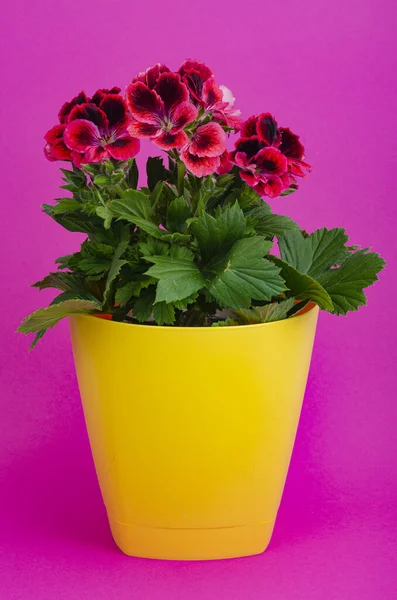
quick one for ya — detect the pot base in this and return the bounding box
[109,517,275,560]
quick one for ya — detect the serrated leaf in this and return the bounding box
[115,278,155,306]
[190,202,246,262]
[153,302,176,325]
[249,205,300,238]
[127,159,139,189]
[208,237,286,309]
[140,238,169,257]
[103,229,130,304]
[151,181,164,209]
[211,318,239,327]
[319,249,386,315]
[172,292,199,310]
[112,189,151,220]
[96,205,113,229]
[145,253,205,304]
[116,214,164,239]
[18,299,101,334]
[133,288,156,322]
[50,291,100,305]
[78,257,112,276]
[233,298,295,324]
[166,196,192,233]
[49,198,81,215]
[33,271,84,292]
[270,256,334,311]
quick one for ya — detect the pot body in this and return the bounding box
[69,306,318,560]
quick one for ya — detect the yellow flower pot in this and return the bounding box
[69,305,319,560]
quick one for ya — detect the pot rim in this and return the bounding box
[76,303,319,332]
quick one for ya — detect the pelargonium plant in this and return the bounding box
[19,60,385,348]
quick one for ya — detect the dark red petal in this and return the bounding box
[178,59,213,81]
[256,113,280,146]
[216,151,233,175]
[84,146,109,163]
[100,95,129,128]
[240,115,258,138]
[154,73,189,113]
[107,135,140,160]
[58,91,89,123]
[202,77,223,107]
[234,136,262,158]
[71,151,84,167]
[90,87,121,106]
[67,103,108,129]
[126,82,164,124]
[145,63,171,89]
[127,120,160,138]
[239,170,258,186]
[261,175,284,198]
[189,122,226,158]
[170,101,197,131]
[255,146,288,175]
[64,119,101,152]
[154,130,189,150]
[49,139,73,160]
[44,145,56,161]
[180,148,220,176]
[44,124,66,144]
[279,127,304,159]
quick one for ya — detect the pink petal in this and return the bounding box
[255,146,288,175]
[64,119,101,152]
[188,122,226,158]
[180,148,220,177]
[127,120,160,138]
[126,82,164,124]
[154,130,189,150]
[154,73,189,113]
[233,151,250,168]
[239,170,258,186]
[100,95,129,129]
[170,101,197,131]
[202,77,223,107]
[107,134,140,160]
[241,115,258,138]
[259,175,284,198]
[67,103,109,129]
[256,113,280,146]
[216,151,233,175]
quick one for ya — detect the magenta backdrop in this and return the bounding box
[1,1,396,598]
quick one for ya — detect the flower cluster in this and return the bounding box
[44,88,140,166]
[43,60,311,198]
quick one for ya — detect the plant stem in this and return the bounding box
[114,184,124,197]
[177,160,186,197]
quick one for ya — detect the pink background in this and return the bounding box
[1,1,396,598]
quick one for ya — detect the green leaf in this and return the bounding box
[50,291,100,305]
[208,237,286,309]
[112,189,151,220]
[151,181,164,209]
[93,175,110,187]
[33,271,84,292]
[103,229,130,304]
[96,205,113,229]
[48,198,81,215]
[29,329,47,350]
[140,238,169,258]
[279,228,349,276]
[269,256,334,311]
[145,250,206,304]
[211,318,239,327]
[146,156,166,191]
[18,299,101,334]
[249,205,300,238]
[153,302,175,325]
[115,278,155,306]
[127,159,139,189]
[190,202,246,262]
[162,232,191,243]
[166,196,192,233]
[319,249,386,315]
[233,298,295,324]
[133,288,156,322]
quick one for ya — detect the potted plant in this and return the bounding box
[19,60,385,560]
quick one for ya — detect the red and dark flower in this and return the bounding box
[180,122,226,176]
[126,71,197,149]
[44,124,83,166]
[230,113,310,198]
[178,59,241,130]
[129,63,170,89]
[58,91,89,124]
[64,94,140,162]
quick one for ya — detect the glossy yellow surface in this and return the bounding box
[69,306,319,560]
